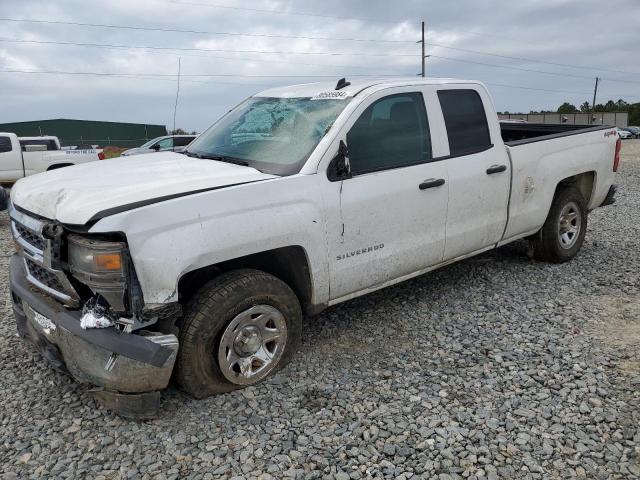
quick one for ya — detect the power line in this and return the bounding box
[0,37,399,68]
[0,17,414,44]
[426,41,640,77]
[430,55,640,85]
[0,69,637,98]
[0,68,404,78]
[482,82,639,100]
[0,37,418,57]
[6,37,640,89]
[1,67,638,100]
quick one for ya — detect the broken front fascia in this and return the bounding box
[66,232,175,334]
[67,234,132,313]
[80,310,114,329]
[10,254,180,418]
[80,295,121,330]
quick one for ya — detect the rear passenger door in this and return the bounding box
[438,88,511,260]
[327,89,449,300]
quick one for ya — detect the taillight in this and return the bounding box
[98,151,105,160]
[613,138,621,172]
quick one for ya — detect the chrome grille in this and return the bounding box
[14,222,46,251]
[9,204,80,307]
[24,257,66,292]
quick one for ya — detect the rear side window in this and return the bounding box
[19,139,58,151]
[438,89,492,156]
[0,136,12,153]
[347,92,431,175]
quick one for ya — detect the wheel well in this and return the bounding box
[47,163,74,170]
[556,171,595,205]
[177,246,314,313]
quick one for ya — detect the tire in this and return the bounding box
[532,186,587,263]
[176,269,302,398]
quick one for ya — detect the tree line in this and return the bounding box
[500,99,640,125]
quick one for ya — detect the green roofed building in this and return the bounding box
[0,118,167,148]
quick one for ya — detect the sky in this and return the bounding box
[0,0,639,132]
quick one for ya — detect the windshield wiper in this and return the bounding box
[183,150,250,167]
[201,154,249,166]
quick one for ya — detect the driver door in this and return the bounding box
[326,88,449,300]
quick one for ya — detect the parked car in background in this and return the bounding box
[8,78,620,418]
[120,135,197,156]
[621,126,640,138]
[617,128,633,139]
[0,133,104,183]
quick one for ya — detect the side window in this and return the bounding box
[347,92,431,175]
[156,138,174,149]
[438,89,492,156]
[19,139,57,151]
[173,136,194,147]
[0,136,12,153]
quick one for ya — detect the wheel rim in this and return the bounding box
[217,305,287,385]
[558,201,581,249]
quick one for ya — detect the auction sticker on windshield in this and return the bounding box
[311,91,350,100]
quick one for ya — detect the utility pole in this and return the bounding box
[590,77,599,124]
[416,21,431,77]
[421,21,425,77]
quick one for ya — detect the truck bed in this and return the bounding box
[500,122,612,146]
[501,122,617,243]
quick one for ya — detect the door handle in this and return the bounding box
[418,178,445,190]
[486,164,507,174]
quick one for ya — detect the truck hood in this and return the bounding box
[11,152,277,225]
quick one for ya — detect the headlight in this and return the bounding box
[68,235,128,311]
[68,235,125,275]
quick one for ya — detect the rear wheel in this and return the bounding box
[176,269,302,398]
[532,186,587,263]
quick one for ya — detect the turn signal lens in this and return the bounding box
[95,253,122,271]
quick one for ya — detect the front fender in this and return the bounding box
[90,175,329,305]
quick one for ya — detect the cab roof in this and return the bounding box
[255,77,481,98]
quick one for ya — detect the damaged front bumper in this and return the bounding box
[9,254,179,419]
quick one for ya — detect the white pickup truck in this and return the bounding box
[9,78,619,418]
[0,133,104,182]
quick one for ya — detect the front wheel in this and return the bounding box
[176,269,302,398]
[531,186,587,263]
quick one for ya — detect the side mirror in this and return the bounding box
[327,140,351,181]
[151,144,161,151]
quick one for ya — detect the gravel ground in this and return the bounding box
[1,141,639,479]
